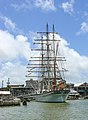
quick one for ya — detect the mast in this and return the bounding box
[53,25,57,90]
[40,36,44,92]
[46,24,50,91]
[41,36,44,80]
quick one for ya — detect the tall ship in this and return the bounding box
[26,24,69,103]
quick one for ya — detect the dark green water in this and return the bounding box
[0,100,88,120]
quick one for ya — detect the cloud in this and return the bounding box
[76,22,88,35]
[0,15,23,34]
[60,0,75,15]
[11,0,32,11]
[0,30,31,61]
[11,0,56,12]
[34,0,56,11]
[83,12,88,21]
[0,16,16,31]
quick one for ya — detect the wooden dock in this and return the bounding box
[0,99,20,106]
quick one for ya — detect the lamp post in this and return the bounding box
[2,80,4,88]
[7,78,10,90]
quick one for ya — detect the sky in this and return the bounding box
[0,0,88,87]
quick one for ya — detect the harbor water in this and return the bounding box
[0,100,88,120]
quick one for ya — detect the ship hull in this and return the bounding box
[36,90,69,103]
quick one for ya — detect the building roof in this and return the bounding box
[0,91,10,95]
[9,84,24,87]
[80,82,88,86]
[74,82,88,87]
